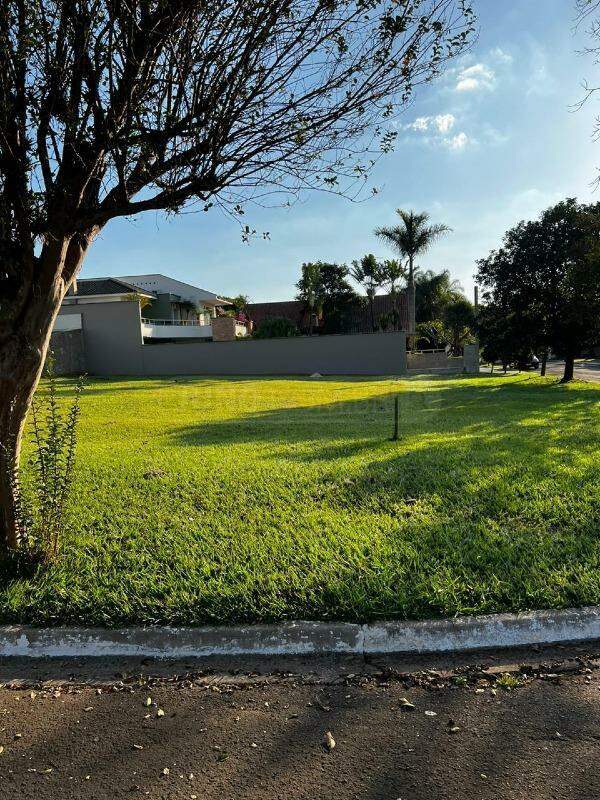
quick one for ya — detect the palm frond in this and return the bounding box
[375,210,451,258]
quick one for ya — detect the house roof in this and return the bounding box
[115,273,231,306]
[68,278,155,298]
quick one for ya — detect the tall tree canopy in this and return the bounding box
[296,261,358,334]
[0,0,475,551]
[475,198,600,382]
[375,208,451,340]
[296,262,325,335]
[375,209,451,283]
[350,253,383,331]
[443,295,475,353]
[414,268,462,323]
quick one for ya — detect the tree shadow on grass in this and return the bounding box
[170,377,599,475]
[5,378,597,627]
[167,378,600,619]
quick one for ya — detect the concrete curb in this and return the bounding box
[0,607,599,658]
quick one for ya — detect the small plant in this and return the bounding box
[495,672,521,691]
[9,362,85,562]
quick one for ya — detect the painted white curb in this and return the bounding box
[0,607,599,659]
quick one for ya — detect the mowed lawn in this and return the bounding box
[2,373,599,627]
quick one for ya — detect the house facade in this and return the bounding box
[60,273,241,343]
[116,273,227,326]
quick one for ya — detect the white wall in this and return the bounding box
[54,313,82,331]
[141,322,213,339]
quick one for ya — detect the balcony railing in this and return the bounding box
[141,318,213,339]
[141,317,211,326]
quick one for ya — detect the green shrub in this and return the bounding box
[254,316,299,339]
[9,363,84,562]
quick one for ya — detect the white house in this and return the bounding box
[59,273,242,342]
[117,273,230,324]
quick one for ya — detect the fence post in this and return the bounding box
[392,395,400,441]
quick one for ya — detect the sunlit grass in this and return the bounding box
[1,373,599,626]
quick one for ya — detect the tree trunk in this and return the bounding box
[369,294,376,332]
[0,319,56,552]
[561,354,575,383]
[540,350,548,377]
[392,288,399,330]
[407,255,416,349]
[0,233,92,553]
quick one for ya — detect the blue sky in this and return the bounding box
[84,0,600,302]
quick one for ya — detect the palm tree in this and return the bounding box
[350,254,383,332]
[379,259,407,329]
[415,269,463,323]
[375,210,451,285]
[376,209,451,343]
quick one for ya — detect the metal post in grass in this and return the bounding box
[392,394,400,441]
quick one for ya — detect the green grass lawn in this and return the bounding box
[2,373,599,627]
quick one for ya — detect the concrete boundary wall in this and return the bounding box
[48,329,86,375]
[407,343,480,374]
[58,301,407,376]
[141,330,407,376]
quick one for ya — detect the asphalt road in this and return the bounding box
[482,359,600,382]
[0,644,598,800]
[544,359,600,383]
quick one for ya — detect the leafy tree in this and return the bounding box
[350,254,383,332]
[296,263,325,336]
[443,297,475,353]
[254,316,299,339]
[415,269,463,323]
[296,261,359,334]
[476,304,527,373]
[415,319,450,350]
[476,198,600,382]
[228,295,251,315]
[0,1,475,551]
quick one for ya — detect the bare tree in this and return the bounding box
[575,0,600,182]
[0,0,474,551]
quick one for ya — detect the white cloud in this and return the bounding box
[455,77,479,92]
[408,116,431,131]
[434,114,456,134]
[404,113,470,151]
[445,132,470,150]
[490,47,513,65]
[455,63,495,92]
[405,113,456,134]
[526,44,557,97]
